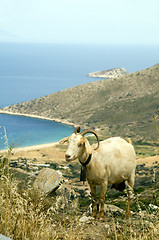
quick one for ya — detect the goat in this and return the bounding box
[60,127,136,220]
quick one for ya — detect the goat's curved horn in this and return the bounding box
[80,129,99,150]
[73,126,81,134]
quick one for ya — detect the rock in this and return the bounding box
[104,204,124,215]
[104,224,111,233]
[55,184,78,212]
[138,210,147,218]
[153,227,158,235]
[149,204,159,210]
[153,223,159,235]
[0,234,12,240]
[144,220,154,229]
[79,216,89,223]
[33,168,63,195]
[79,216,94,223]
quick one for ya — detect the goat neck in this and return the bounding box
[78,137,92,166]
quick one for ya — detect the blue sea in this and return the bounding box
[0,43,159,149]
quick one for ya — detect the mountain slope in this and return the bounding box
[1,64,159,139]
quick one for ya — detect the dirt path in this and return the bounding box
[137,155,159,167]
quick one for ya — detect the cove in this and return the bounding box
[0,113,74,150]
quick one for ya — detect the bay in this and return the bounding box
[0,113,73,150]
[0,43,159,149]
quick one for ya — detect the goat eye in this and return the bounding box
[78,143,83,148]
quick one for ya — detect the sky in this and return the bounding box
[0,0,159,44]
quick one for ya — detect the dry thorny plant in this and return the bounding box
[0,146,159,239]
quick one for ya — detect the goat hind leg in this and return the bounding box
[125,171,135,217]
[99,182,107,220]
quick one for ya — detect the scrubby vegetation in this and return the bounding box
[0,139,159,240]
[154,110,159,134]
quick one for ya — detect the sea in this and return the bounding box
[0,43,159,149]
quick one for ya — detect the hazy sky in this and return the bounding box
[0,0,159,44]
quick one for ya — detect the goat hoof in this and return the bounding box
[125,211,131,218]
[99,216,104,221]
[99,212,105,221]
[91,211,97,218]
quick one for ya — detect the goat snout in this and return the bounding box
[65,154,71,161]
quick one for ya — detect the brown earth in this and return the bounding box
[6,142,159,167]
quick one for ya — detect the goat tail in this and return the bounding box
[125,138,132,145]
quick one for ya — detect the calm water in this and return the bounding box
[0,113,74,150]
[0,43,159,149]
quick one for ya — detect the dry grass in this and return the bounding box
[0,157,158,239]
[0,148,159,239]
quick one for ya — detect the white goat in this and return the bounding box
[60,127,136,219]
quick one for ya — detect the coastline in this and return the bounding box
[0,141,59,153]
[0,110,76,153]
[0,110,77,128]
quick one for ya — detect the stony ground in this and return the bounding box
[1,141,159,239]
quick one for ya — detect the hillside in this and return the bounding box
[1,63,159,140]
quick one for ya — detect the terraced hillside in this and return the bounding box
[1,63,159,139]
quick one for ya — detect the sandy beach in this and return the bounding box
[0,140,67,165]
[0,110,76,157]
[0,141,59,153]
[0,110,78,128]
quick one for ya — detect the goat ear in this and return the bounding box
[59,136,69,144]
[73,126,80,134]
[84,138,92,155]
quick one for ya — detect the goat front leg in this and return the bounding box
[99,182,107,220]
[90,184,97,218]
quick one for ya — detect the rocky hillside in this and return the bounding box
[88,67,128,78]
[1,63,159,140]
